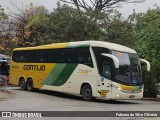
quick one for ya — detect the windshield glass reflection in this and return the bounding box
[112,51,142,85]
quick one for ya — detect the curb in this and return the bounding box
[142,97,160,102]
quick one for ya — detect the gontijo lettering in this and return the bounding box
[23,65,45,71]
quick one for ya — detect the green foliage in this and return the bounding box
[26,14,55,45]
[0,5,8,20]
[102,18,135,48]
[91,10,136,48]
[133,8,160,97]
[50,5,105,42]
[0,5,9,53]
[23,5,106,45]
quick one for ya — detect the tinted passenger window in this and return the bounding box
[61,48,75,63]
[12,51,28,62]
[76,47,93,67]
[12,47,93,68]
[39,49,61,63]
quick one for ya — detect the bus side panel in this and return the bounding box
[26,72,43,89]
[41,63,78,92]
[9,71,23,86]
[64,64,99,96]
[78,76,98,97]
[41,63,99,96]
[9,62,25,85]
[63,74,79,94]
[9,62,56,89]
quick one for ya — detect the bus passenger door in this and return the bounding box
[97,57,112,99]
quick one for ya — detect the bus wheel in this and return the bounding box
[81,84,93,101]
[27,78,34,91]
[19,78,26,90]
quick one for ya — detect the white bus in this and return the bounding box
[9,41,150,101]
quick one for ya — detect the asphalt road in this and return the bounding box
[0,87,160,120]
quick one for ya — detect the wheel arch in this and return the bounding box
[26,77,34,87]
[26,77,35,91]
[80,82,92,95]
[27,77,33,81]
[18,76,26,86]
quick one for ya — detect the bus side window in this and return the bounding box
[12,51,18,62]
[30,50,39,62]
[19,51,28,62]
[61,49,71,63]
[60,48,75,63]
[76,47,93,68]
[50,49,61,63]
[12,51,23,62]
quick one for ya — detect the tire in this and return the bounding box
[27,79,34,91]
[19,78,26,90]
[81,84,93,101]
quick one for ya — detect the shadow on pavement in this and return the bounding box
[13,87,140,104]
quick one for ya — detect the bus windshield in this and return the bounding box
[112,51,142,85]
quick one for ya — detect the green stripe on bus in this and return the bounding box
[43,64,78,86]
[43,64,66,85]
[52,64,78,86]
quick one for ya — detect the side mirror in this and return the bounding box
[140,59,151,72]
[101,53,119,68]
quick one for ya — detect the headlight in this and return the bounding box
[116,86,122,91]
[116,94,120,98]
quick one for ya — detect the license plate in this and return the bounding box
[129,95,135,99]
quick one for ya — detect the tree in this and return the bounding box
[60,0,144,12]
[8,3,49,47]
[0,5,7,49]
[132,7,160,97]
[0,5,14,54]
[25,14,54,46]
[96,11,135,47]
[59,1,140,45]
[50,4,105,42]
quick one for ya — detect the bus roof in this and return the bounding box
[13,40,137,54]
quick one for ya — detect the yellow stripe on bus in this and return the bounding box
[119,84,135,91]
[14,43,70,51]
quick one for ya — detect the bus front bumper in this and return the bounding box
[111,89,143,100]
